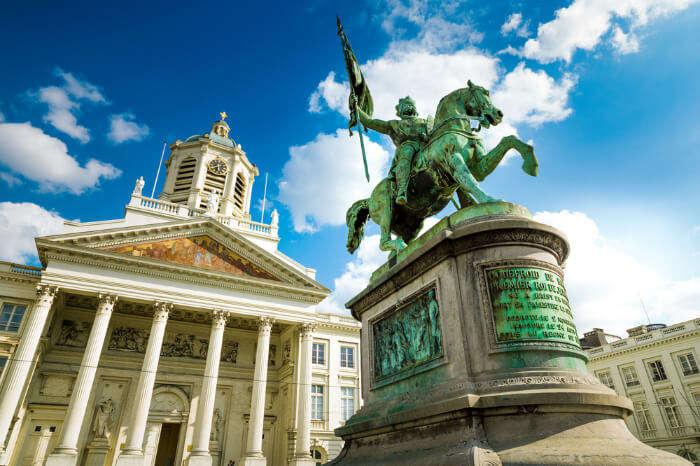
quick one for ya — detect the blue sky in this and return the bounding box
[0,0,697,336]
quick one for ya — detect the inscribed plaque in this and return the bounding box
[486,266,580,347]
[373,289,443,383]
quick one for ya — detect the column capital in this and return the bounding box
[97,293,119,309]
[258,316,274,333]
[212,309,229,328]
[153,301,173,321]
[299,323,316,338]
[36,284,59,301]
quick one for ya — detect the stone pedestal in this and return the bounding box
[331,203,689,465]
[84,438,110,466]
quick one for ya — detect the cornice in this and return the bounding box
[0,271,39,285]
[586,329,699,362]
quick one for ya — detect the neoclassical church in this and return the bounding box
[0,116,361,466]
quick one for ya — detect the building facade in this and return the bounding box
[584,319,700,464]
[0,116,361,466]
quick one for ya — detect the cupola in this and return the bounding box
[159,113,259,219]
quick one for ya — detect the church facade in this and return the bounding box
[0,117,361,466]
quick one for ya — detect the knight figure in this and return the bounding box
[352,94,428,205]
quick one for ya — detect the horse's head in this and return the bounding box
[465,80,502,129]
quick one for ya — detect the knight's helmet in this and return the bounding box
[395,96,417,118]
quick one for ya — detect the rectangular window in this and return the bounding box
[595,370,615,390]
[659,396,683,428]
[621,366,640,387]
[633,400,654,431]
[340,346,355,369]
[678,353,699,376]
[0,303,26,333]
[311,384,324,420]
[312,343,325,365]
[648,360,667,382]
[0,357,6,375]
[341,387,355,421]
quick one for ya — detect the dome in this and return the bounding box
[185,134,202,142]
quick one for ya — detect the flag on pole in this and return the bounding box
[337,16,373,133]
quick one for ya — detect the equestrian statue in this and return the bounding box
[337,18,539,257]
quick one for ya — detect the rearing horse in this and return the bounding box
[346,80,539,255]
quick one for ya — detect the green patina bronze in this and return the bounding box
[373,289,443,386]
[338,21,539,257]
[486,266,580,347]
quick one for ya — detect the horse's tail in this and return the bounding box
[346,199,370,254]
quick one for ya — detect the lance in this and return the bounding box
[337,16,370,182]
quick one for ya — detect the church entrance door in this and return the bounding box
[154,423,180,466]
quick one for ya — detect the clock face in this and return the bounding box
[208,158,228,176]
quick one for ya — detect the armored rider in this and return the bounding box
[351,94,428,206]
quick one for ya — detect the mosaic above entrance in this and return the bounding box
[108,235,278,281]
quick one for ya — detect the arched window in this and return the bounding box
[233,173,246,213]
[172,156,196,199]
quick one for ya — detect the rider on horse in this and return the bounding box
[351,94,428,206]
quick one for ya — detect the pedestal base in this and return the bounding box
[84,438,111,466]
[45,453,80,466]
[238,454,267,466]
[187,454,213,466]
[115,454,146,466]
[333,204,691,465]
[288,456,316,466]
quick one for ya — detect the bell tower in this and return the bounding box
[159,113,259,218]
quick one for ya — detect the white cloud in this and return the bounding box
[517,0,698,64]
[501,13,530,38]
[35,70,107,143]
[494,63,576,127]
[534,210,699,336]
[380,0,483,52]
[56,69,107,103]
[108,113,149,144]
[0,202,65,263]
[310,48,501,121]
[317,235,385,315]
[0,122,121,194]
[309,72,348,115]
[278,129,391,232]
[611,26,639,55]
[0,172,23,188]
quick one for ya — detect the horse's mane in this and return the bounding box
[434,87,470,120]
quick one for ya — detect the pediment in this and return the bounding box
[36,218,329,296]
[107,235,280,281]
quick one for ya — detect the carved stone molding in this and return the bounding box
[153,302,173,321]
[350,227,568,316]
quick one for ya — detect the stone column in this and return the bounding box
[117,302,171,464]
[240,317,274,466]
[0,285,58,456]
[46,293,118,466]
[188,310,229,466]
[291,323,315,466]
